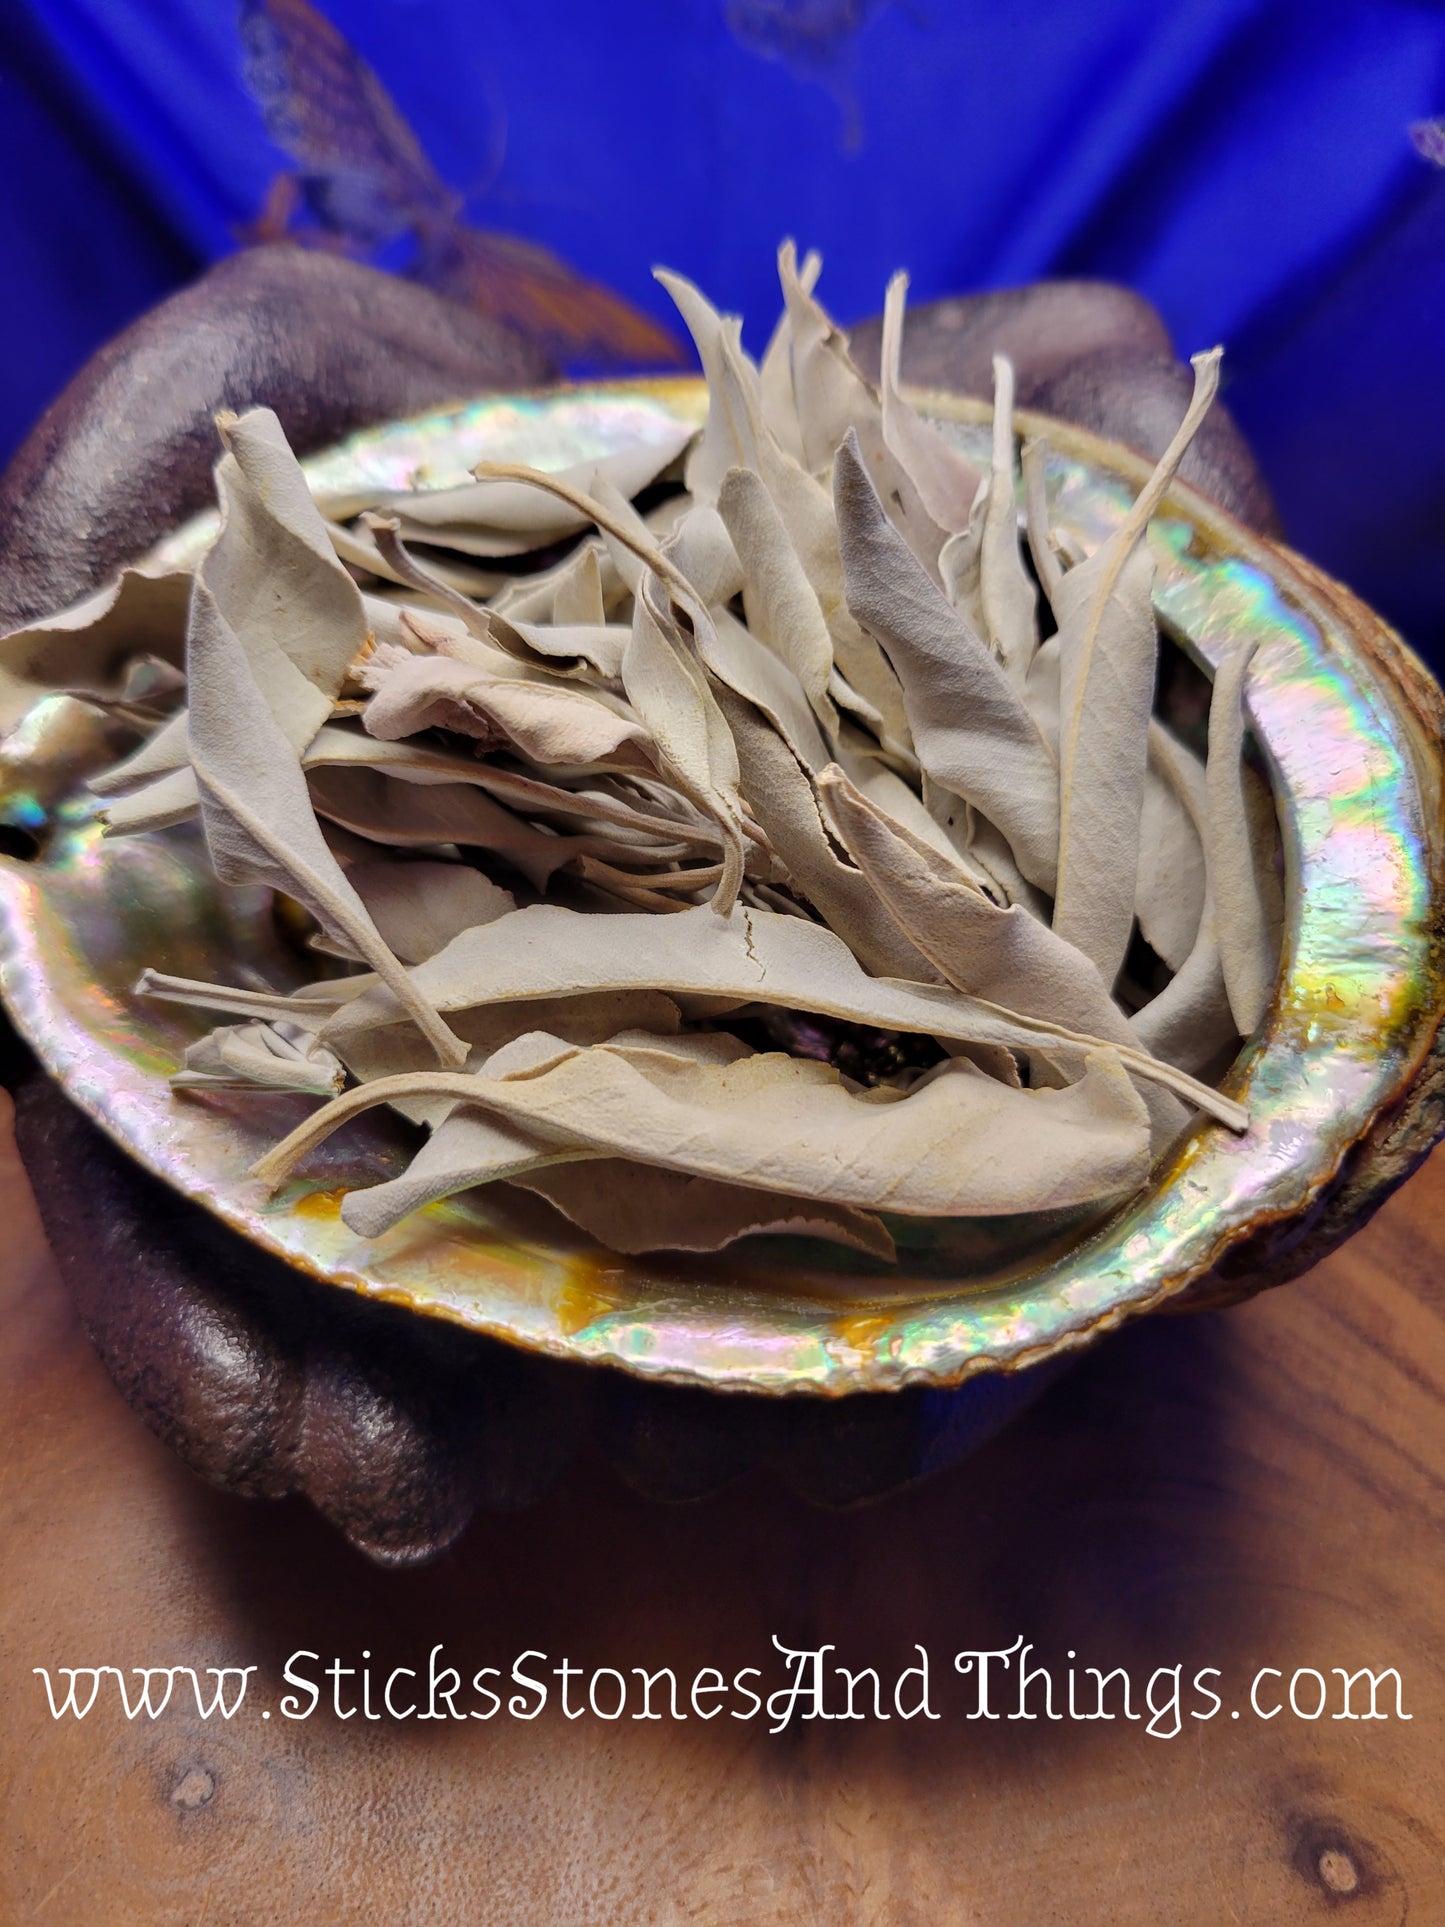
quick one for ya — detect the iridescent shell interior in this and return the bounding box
[1,378,1441,1394]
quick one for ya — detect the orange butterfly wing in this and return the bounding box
[432,226,685,368]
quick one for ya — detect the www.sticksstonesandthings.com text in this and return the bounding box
[32,1639,1411,1738]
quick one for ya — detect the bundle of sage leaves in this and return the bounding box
[0,245,1279,1261]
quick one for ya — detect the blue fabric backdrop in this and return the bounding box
[0,0,1441,654]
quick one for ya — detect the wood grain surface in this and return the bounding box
[1,1084,1441,1926]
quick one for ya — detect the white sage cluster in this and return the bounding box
[0,245,1281,1260]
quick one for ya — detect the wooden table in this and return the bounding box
[1,1084,1441,1924]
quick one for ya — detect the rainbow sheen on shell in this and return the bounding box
[1,380,1441,1394]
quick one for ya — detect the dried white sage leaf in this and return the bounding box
[1135,722,1208,973]
[305,723,728,858]
[172,1020,345,1097]
[487,538,627,624]
[834,432,1060,892]
[817,768,1190,1146]
[89,707,191,796]
[1206,637,1283,1034]
[208,408,369,751]
[774,242,862,478]
[660,503,745,608]
[624,576,746,910]
[100,763,200,836]
[341,1105,584,1236]
[185,575,465,1065]
[0,564,189,730]
[757,241,821,468]
[483,614,630,684]
[716,685,938,981]
[775,247,944,565]
[978,355,1039,689]
[332,520,503,597]
[1048,349,1221,983]
[335,991,687,1123]
[655,268,763,503]
[514,1158,896,1258]
[255,1038,1154,1218]
[1051,540,1157,984]
[363,422,694,554]
[1130,902,1238,1076]
[345,858,514,964]
[360,644,655,772]
[550,543,608,627]
[1021,439,1064,603]
[937,480,990,635]
[704,605,831,771]
[878,271,981,534]
[718,464,838,734]
[306,763,591,886]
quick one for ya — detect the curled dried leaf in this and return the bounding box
[253,1037,1154,1218]
[0,564,189,731]
[1206,637,1283,1034]
[655,268,763,503]
[306,762,604,887]
[172,1020,345,1097]
[359,516,493,641]
[89,708,191,797]
[209,408,369,751]
[360,644,656,771]
[624,578,746,911]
